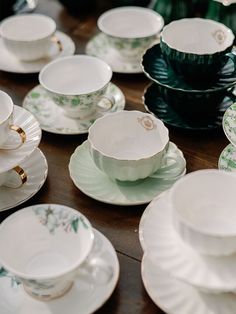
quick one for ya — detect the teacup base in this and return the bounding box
[62,109,96,120]
[23,281,74,301]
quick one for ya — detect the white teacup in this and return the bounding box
[88,110,169,181]
[0,165,27,188]
[39,55,115,119]
[0,204,113,300]
[0,91,26,150]
[97,6,164,62]
[170,169,236,256]
[0,14,62,61]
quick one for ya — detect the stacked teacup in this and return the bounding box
[142,18,236,127]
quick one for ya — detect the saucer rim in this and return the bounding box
[0,31,75,74]
[218,143,236,172]
[85,32,143,74]
[0,148,48,212]
[22,83,126,135]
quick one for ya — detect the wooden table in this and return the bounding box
[0,1,229,313]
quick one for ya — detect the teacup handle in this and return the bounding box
[3,166,27,188]
[96,94,116,113]
[1,125,26,150]
[51,35,63,53]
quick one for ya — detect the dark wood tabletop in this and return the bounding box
[0,0,230,313]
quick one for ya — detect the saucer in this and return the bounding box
[23,83,125,135]
[0,148,48,212]
[69,140,186,206]
[223,103,236,146]
[143,83,234,130]
[0,31,75,74]
[142,44,236,92]
[85,32,143,74]
[0,105,41,173]
[139,192,236,293]
[142,254,236,314]
[0,228,119,314]
[218,143,236,172]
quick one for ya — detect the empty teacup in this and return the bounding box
[88,111,169,181]
[160,18,236,81]
[0,204,113,300]
[0,14,62,61]
[170,169,236,256]
[0,91,26,150]
[0,166,27,188]
[97,6,164,62]
[39,55,115,119]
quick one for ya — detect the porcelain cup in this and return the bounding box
[39,55,115,119]
[0,14,62,62]
[0,91,26,150]
[97,6,164,62]
[0,204,113,301]
[160,18,236,82]
[0,166,27,188]
[170,169,236,256]
[88,110,169,181]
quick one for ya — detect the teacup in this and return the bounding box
[0,91,26,149]
[170,169,236,256]
[97,6,164,62]
[39,55,115,119]
[0,204,113,300]
[160,18,236,81]
[0,165,27,188]
[0,14,62,61]
[88,110,169,181]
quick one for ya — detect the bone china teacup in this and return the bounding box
[0,204,113,300]
[0,14,62,62]
[170,169,236,256]
[0,91,26,150]
[160,18,236,81]
[39,55,115,119]
[97,6,164,62]
[88,111,169,181]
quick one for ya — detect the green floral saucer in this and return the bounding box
[23,83,125,135]
[143,84,235,131]
[142,44,236,92]
[69,141,186,206]
[85,32,143,74]
[223,103,236,146]
[218,144,236,172]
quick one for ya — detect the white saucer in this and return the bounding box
[69,140,186,206]
[0,228,119,314]
[0,105,42,173]
[139,192,236,293]
[0,31,75,73]
[23,83,125,135]
[142,253,236,314]
[218,143,236,172]
[0,148,48,212]
[85,32,143,74]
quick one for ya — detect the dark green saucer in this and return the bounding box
[143,84,235,131]
[142,44,236,92]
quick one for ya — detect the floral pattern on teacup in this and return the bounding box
[137,116,157,130]
[33,205,88,234]
[212,29,226,45]
[0,267,21,288]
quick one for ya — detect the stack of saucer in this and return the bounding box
[142,18,236,131]
[0,91,46,212]
[218,101,236,172]
[140,170,236,314]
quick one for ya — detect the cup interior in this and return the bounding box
[170,170,236,236]
[0,14,56,41]
[0,91,13,124]
[98,7,163,38]
[88,111,169,160]
[162,18,234,54]
[39,55,112,95]
[0,205,93,278]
